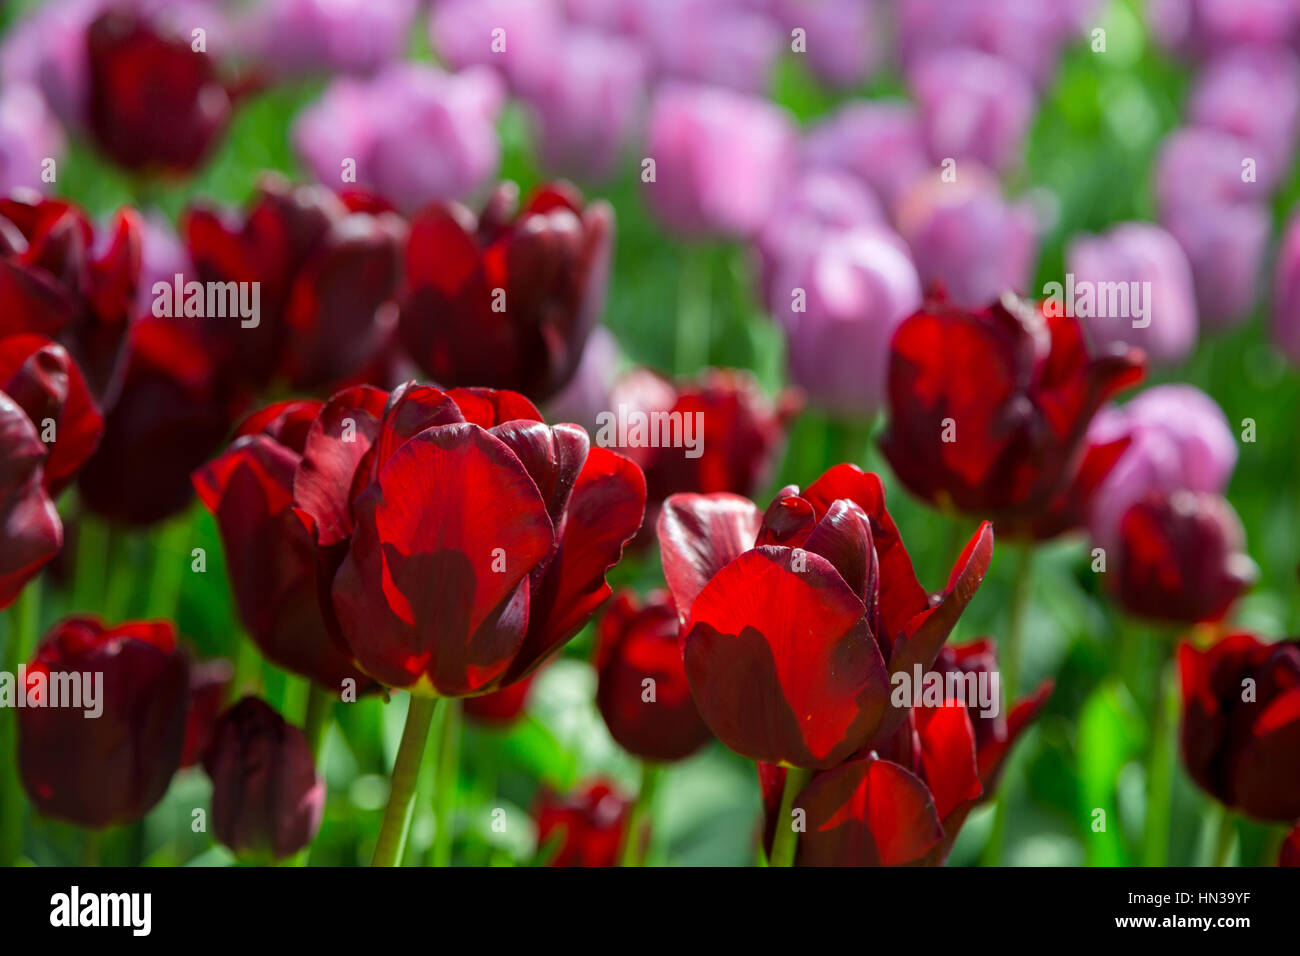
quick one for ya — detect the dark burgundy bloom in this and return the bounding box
[239,381,644,696]
[203,697,325,861]
[595,590,711,763]
[463,672,537,726]
[533,779,631,867]
[193,399,372,690]
[658,464,993,769]
[183,176,406,392]
[1281,825,1300,867]
[180,657,233,768]
[1,335,103,608]
[0,195,142,403]
[1179,632,1300,822]
[880,293,1144,533]
[1112,490,1255,625]
[79,318,245,525]
[86,10,232,174]
[18,617,189,828]
[398,182,613,403]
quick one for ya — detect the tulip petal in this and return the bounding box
[293,385,388,547]
[657,492,762,623]
[445,387,543,428]
[490,420,590,527]
[913,700,983,820]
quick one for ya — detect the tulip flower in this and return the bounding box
[0,85,64,195]
[637,0,783,95]
[533,779,632,867]
[430,0,564,90]
[192,400,373,690]
[643,83,796,239]
[462,673,536,727]
[18,618,190,828]
[596,591,711,762]
[203,697,325,861]
[768,0,884,89]
[801,101,931,215]
[240,0,418,80]
[1112,490,1255,626]
[1147,0,1300,59]
[180,658,233,767]
[1281,825,1300,866]
[0,194,142,404]
[1179,632,1300,822]
[183,174,406,392]
[1272,209,1300,365]
[398,182,613,403]
[880,292,1144,529]
[293,64,504,212]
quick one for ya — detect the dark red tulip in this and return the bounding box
[658,463,993,769]
[463,672,537,726]
[595,590,711,763]
[0,195,142,403]
[203,697,325,861]
[86,10,232,174]
[193,399,373,690]
[533,779,632,867]
[244,381,644,696]
[1179,632,1300,822]
[180,658,233,768]
[398,182,613,403]
[1005,434,1133,542]
[1281,825,1300,867]
[1113,490,1255,625]
[880,292,1143,532]
[183,176,405,392]
[79,317,246,525]
[18,618,190,828]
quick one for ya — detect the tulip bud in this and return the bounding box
[203,697,325,861]
[533,779,632,867]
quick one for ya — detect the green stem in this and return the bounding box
[1142,652,1177,867]
[83,829,102,867]
[618,763,662,867]
[370,695,439,867]
[0,581,42,866]
[72,513,111,610]
[302,683,333,761]
[1210,807,1236,867]
[145,514,191,620]
[428,698,461,867]
[675,247,713,375]
[768,768,811,868]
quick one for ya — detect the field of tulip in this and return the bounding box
[1,0,1299,879]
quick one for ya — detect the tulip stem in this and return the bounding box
[0,580,42,866]
[1142,651,1177,867]
[768,768,811,867]
[302,684,333,762]
[675,247,713,375]
[72,512,111,609]
[145,513,191,619]
[428,698,461,867]
[371,695,439,867]
[1210,808,1236,867]
[618,762,662,867]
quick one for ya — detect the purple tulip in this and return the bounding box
[1188,47,1300,192]
[643,82,796,239]
[908,46,1036,174]
[1162,200,1270,331]
[1154,127,1263,214]
[1064,222,1199,365]
[1086,384,1238,554]
[1147,0,1300,59]
[293,64,504,210]
[239,0,418,79]
[133,211,192,318]
[0,85,64,194]
[766,0,884,89]
[801,101,932,214]
[429,0,564,90]
[894,166,1038,307]
[639,0,783,95]
[517,28,647,182]
[1272,211,1300,364]
[771,225,922,417]
[544,325,623,433]
[0,0,97,126]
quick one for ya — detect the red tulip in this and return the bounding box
[533,779,631,867]
[1179,632,1300,822]
[203,697,325,861]
[462,672,536,727]
[880,292,1143,533]
[0,195,142,403]
[1281,825,1300,866]
[193,399,373,690]
[596,590,711,763]
[1112,490,1255,625]
[180,658,233,768]
[658,463,993,769]
[183,175,405,391]
[18,618,189,828]
[398,182,613,403]
[86,10,232,174]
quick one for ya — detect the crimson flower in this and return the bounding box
[203,697,325,861]
[398,182,613,403]
[533,779,632,867]
[1282,826,1300,867]
[658,463,993,769]
[1,335,103,608]
[1112,490,1255,625]
[183,175,406,392]
[880,292,1143,534]
[86,10,232,175]
[18,618,189,828]
[0,195,142,403]
[596,590,711,763]
[463,672,537,726]
[181,658,233,768]
[1179,632,1300,822]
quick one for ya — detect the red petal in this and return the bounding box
[657,492,762,623]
